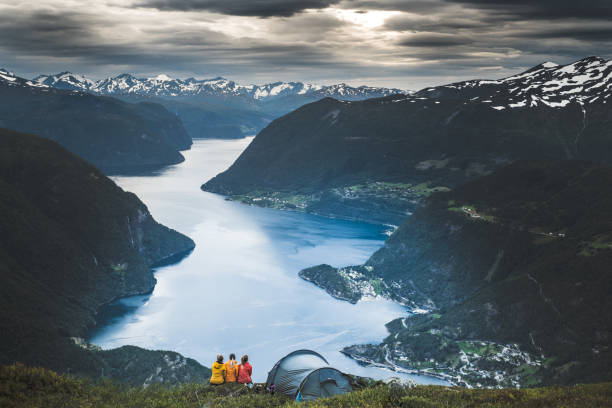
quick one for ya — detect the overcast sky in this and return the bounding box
[1,0,611,89]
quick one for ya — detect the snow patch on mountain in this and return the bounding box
[151,74,172,82]
[401,56,612,111]
[33,71,94,91]
[1,69,48,89]
[0,70,16,82]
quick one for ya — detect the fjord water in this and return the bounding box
[90,138,447,385]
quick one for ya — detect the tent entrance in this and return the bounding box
[266,350,353,402]
[297,367,353,401]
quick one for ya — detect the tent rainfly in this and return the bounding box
[266,350,353,401]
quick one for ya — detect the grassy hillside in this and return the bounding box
[0,128,204,384]
[302,160,612,387]
[2,364,611,408]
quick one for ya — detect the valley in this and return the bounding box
[2,0,612,405]
[88,137,448,386]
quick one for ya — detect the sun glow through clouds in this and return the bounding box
[332,9,402,28]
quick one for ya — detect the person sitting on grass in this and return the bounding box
[210,354,226,385]
[237,355,253,385]
[225,353,239,383]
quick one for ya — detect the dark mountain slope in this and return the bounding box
[34,72,406,139]
[202,57,612,224]
[115,94,273,139]
[0,70,191,173]
[302,160,612,387]
[0,128,204,384]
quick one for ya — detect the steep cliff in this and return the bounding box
[0,128,201,383]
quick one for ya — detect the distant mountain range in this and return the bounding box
[0,69,191,173]
[416,56,610,109]
[32,71,409,139]
[33,71,407,102]
[203,56,612,223]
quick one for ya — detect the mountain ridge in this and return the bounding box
[202,56,612,225]
[31,70,408,139]
[32,71,409,101]
[0,69,192,173]
[413,55,611,109]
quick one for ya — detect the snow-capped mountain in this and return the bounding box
[409,56,612,110]
[28,56,612,108]
[33,71,95,91]
[203,56,612,217]
[23,56,612,140]
[1,69,48,89]
[32,72,407,101]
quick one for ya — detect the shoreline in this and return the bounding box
[92,142,442,384]
[341,350,457,386]
[88,245,196,341]
[214,192,449,385]
[219,195,403,228]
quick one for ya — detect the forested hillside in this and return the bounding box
[0,128,206,384]
[302,160,612,387]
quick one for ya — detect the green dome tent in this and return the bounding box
[265,350,353,401]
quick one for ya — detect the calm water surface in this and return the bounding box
[90,138,447,385]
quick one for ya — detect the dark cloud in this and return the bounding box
[0,0,611,90]
[134,0,341,17]
[343,0,612,20]
[0,5,353,83]
[264,12,347,41]
[0,7,236,78]
[0,9,211,61]
[446,0,612,20]
[516,26,612,42]
[0,10,118,65]
[374,0,612,71]
[385,15,483,32]
[398,33,473,47]
[0,9,92,50]
[341,0,450,13]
